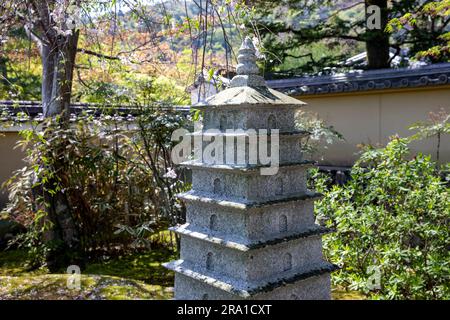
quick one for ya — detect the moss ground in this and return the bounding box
[0,248,365,300]
[0,248,176,300]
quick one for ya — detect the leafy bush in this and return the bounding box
[295,110,344,160]
[2,106,188,268]
[312,137,450,299]
[409,108,450,163]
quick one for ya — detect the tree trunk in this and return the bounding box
[41,44,57,115]
[43,35,81,269]
[365,0,390,69]
[0,57,8,86]
[36,0,81,268]
[41,30,79,118]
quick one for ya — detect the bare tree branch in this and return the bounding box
[77,48,120,60]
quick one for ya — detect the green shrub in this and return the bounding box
[2,106,188,268]
[312,137,450,299]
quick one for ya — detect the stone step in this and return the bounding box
[164,259,338,299]
[170,224,332,252]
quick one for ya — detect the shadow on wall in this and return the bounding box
[0,132,26,209]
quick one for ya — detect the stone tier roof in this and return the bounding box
[180,160,316,173]
[177,190,322,210]
[170,224,332,252]
[195,86,307,108]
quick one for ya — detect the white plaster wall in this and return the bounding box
[300,86,450,166]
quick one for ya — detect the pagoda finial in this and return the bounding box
[236,37,259,76]
[230,37,266,88]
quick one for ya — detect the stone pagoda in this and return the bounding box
[164,37,337,300]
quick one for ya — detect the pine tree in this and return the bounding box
[249,0,449,76]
